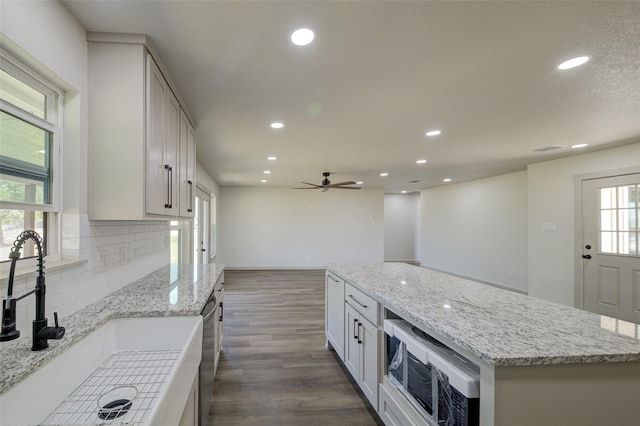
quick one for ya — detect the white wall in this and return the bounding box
[384,193,420,262]
[0,1,170,339]
[528,142,640,306]
[219,187,384,268]
[420,171,528,292]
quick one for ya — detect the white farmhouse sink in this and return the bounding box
[0,316,203,426]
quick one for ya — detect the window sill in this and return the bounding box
[0,258,87,281]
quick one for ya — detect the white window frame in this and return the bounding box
[0,48,63,262]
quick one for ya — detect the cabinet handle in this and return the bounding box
[187,180,193,212]
[328,275,339,283]
[164,164,173,208]
[357,321,362,344]
[219,301,223,322]
[353,318,359,340]
[348,294,368,309]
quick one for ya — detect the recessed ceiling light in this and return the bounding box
[380,172,389,177]
[416,159,427,164]
[443,178,452,182]
[426,130,441,137]
[264,170,271,174]
[270,122,284,129]
[267,156,277,161]
[401,190,407,194]
[558,56,590,70]
[571,143,588,149]
[260,179,267,183]
[290,27,315,46]
[356,181,363,185]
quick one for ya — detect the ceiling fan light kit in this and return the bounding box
[293,172,362,192]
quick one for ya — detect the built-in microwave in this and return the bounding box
[384,319,480,426]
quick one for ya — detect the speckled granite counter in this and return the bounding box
[327,262,640,367]
[0,263,224,394]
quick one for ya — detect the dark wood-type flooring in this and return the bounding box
[207,269,383,425]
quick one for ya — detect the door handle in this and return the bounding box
[353,318,358,340]
[582,254,592,259]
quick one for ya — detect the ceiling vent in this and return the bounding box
[533,145,564,152]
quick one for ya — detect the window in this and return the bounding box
[0,51,61,260]
[600,184,638,255]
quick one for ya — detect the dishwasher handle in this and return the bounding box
[201,296,218,322]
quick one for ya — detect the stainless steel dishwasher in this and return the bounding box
[199,290,218,426]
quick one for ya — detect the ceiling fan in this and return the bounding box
[294,172,361,192]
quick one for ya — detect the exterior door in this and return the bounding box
[582,173,640,323]
[194,187,210,264]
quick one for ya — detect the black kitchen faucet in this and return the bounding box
[0,230,65,350]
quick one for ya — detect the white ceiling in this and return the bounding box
[63,0,640,192]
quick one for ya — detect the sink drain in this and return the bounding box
[97,386,137,421]
[98,399,132,420]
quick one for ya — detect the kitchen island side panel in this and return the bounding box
[493,361,640,425]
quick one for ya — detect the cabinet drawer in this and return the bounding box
[345,283,378,325]
[379,381,430,426]
[379,383,417,426]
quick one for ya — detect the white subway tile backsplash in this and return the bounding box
[0,214,170,341]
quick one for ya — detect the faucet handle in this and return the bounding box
[54,312,59,328]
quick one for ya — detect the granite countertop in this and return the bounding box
[327,262,640,367]
[0,263,224,394]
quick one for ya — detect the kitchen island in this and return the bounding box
[0,263,224,394]
[326,262,640,426]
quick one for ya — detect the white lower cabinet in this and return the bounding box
[179,372,199,426]
[325,272,345,359]
[214,276,224,373]
[344,301,379,410]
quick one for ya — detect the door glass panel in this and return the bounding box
[618,209,635,231]
[600,210,615,231]
[601,187,616,209]
[599,184,639,256]
[618,186,636,208]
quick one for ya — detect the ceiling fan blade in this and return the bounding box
[324,181,357,187]
[301,182,322,187]
[292,186,321,189]
[335,186,361,190]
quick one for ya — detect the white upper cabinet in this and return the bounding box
[179,109,196,218]
[87,33,196,220]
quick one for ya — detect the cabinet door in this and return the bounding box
[165,90,180,213]
[215,288,224,369]
[326,273,345,359]
[145,55,169,215]
[344,303,360,379]
[359,316,379,410]
[179,110,196,218]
